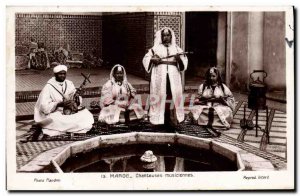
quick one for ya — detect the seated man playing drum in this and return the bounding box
[98,64,144,124]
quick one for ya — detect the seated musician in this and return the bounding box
[33,64,94,137]
[189,67,235,130]
[99,64,144,124]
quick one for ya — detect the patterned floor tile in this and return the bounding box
[271,122,286,127]
[244,135,263,142]
[223,133,239,140]
[272,117,288,122]
[224,128,242,135]
[16,130,28,137]
[269,132,286,138]
[269,138,287,145]
[270,127,287,132]
[266,144,286,152]
[245,130,264,136]
[15,99,288,171]
[270,152,286,159]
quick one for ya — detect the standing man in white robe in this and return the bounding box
[34,64,94,137]
[143,27,188,127]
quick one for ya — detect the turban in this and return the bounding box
[53,64,68,73]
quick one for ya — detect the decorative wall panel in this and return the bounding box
[154,12,183,47]
[15,14,102,57]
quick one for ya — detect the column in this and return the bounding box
[248,12,264,72]
[216,12,227,79]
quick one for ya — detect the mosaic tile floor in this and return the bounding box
[16,101,287,170]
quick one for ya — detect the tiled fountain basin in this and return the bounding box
[50,132,246,173]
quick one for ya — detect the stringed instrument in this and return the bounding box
[194,96,229,105]
[63,73,91,115]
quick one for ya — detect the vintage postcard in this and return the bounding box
[6,6,294,190]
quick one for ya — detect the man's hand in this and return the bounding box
[57,100,76,108]
[116,95,130,108]
[195,97,207,105]
[175,54,181,62]
[64,100,73,106]
[151,54,161,65]
[57,101,64,107]
[116,101,128,109]
[205,96,227,104]
[217,97,227,105]
[194,98,204,105]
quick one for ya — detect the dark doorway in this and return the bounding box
[102,16,127,66]
[102,14,147,78]
[185,12,219,85]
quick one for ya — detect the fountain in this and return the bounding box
[50,132,245,173]
[140,150,157,172]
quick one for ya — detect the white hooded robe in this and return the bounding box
[98,65,145,124]
[142,27,188,125]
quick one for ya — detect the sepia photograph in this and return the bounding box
[6,6,294,190]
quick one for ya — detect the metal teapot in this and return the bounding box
[248,70,268,110]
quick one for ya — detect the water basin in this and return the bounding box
[50,133,244,172]
[61,143,238,172]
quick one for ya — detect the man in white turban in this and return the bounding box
[33,64,94,137]
[143,27,188,128]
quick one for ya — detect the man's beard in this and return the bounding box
[115,78,123,85]
[163,41,171,47]
[55,77,65,82]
